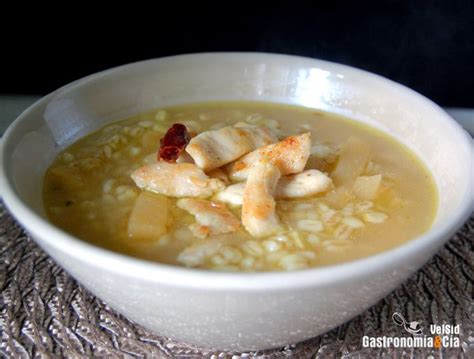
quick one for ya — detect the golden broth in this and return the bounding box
[43,102,438,271]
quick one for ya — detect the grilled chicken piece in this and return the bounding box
[276,169,332,198]
[226,133,311,181]
[177,198,240,238]
[131,162,224,198]
[242,160,281,237]
[185,125,277,171]
[215,183,247,206]
[216,169,332,205]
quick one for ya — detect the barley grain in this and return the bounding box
[306,234,321,245]
[297,219,324,232]
[356,201,374,212]
[61,152,75,163]
[240,256,255,269]
[103,145,112,159]
[155,110,167,121]
[279,254,307,270]
[129,147,141,156]
[342,216,365,229]
[262,240,280,253]
[211,254,227,266]
[139,120,154,128]
[102,179,115,194]
[220,246,243,264]
[242,240,264,257]
[334,224,352,240]
[362,211,388,223]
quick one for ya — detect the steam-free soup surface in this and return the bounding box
[43,102,437,271]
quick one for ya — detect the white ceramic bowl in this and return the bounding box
[1,53,472,351]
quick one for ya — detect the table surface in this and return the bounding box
[0,96,472,358]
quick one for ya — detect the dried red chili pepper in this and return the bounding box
[158,123,191,162]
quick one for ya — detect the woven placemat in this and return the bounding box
[0,202,472,358]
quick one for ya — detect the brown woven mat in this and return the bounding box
[1,202,472,358]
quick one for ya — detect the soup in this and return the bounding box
[43,102,438,271]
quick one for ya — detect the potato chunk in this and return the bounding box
[331,137,371,186]
[127,192,170,242]
[353,174,382,200]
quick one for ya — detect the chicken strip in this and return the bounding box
[242,160,281,237]
[226,133,311,181]
[216,169,332,205]
[215,183,247,206]
[185,125,277,171]
[276,169,332,198]
[177,198,240,239]
[131,162,224,198]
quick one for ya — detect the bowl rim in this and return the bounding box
[1,52,473,290]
